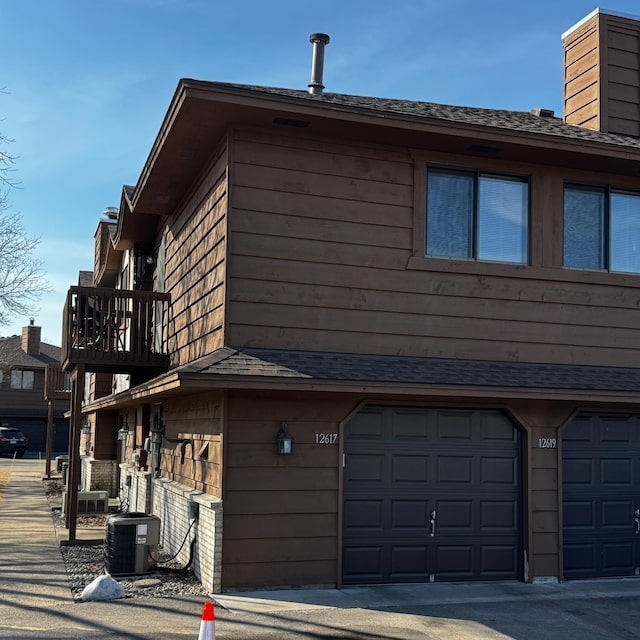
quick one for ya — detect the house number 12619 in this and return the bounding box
[315,433,338,444]
[538,438,557,449]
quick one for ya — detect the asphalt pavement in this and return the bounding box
[2,457,640,639]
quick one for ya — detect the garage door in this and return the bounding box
[563,414,640,579]
[342,406,522,584]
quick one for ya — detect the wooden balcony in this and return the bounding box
[62,286,171,374]
[44,364,72,401]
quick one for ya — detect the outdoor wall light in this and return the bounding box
[152,412,163,432]
[148,410,165,446]
[81,423,91,435]
[117,417,129,441]
[276,422,293,455]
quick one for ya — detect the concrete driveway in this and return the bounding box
[2,457,640,639]
[212,579,640,639]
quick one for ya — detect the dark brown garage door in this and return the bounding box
[563,414,640,580]
[342,406,522,584]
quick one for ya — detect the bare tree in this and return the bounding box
[0,125,49,326]
[0,130,18,202]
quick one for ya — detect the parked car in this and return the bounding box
[0,426,28,457]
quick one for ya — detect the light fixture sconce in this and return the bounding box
[276,422,293,455]
[149,410,164,445]
[117,416,129,441]
[152,411,164,434]
[81,423,91,436]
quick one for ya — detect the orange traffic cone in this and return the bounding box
[198,601,216,640]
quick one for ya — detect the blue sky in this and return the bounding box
[1,0,638,344]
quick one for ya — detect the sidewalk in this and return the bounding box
[4,457,640,639]
[0,457,205,640]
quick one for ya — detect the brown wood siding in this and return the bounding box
[159,391,225,496]
[565,47,598,85]
[0,369,50,414]
[0,367,68,455]
[222,392,587,587]
[604,20,640,136]
[93,221,119,287]
[222,390,357,589]
[88,373,113,400]
[564,15,600,130]
[564,12,640,136]
[509,401,577,581]
[564,83,599,118]
[93,411,117,459]
[165,139,228,367]
[227,129,640,367]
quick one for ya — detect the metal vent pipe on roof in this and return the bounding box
[308,33,330,96]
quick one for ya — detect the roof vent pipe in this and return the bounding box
[103,206,119,220]
[308,33,330,96]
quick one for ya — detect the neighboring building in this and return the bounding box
[0,320,69,455]
[62,9,640,592]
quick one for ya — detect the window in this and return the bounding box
[564,184,640,273]
[10,370,34,390]
[426,167,529,263]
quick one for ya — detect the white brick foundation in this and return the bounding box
[153,477,223,594]
[118,464,223,593]
[81,457,119,496]
[118,463,153,513]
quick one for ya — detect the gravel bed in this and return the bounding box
[45,481,208,601]
[60,540,209,601]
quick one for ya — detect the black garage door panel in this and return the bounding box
[563,414,640,579]
[343,407,522,584]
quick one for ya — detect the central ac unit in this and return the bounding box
[105,512,161,575]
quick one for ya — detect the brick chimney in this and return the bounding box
[21,319,41,356]
[563,9,640,136]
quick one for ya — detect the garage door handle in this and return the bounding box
[430,510,437,537]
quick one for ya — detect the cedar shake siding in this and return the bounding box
[165,140,229,368]
[160,391,224,497]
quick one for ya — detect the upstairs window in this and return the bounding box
[10,370,34,390]
[426,167,529,264]
[564,184,640,274]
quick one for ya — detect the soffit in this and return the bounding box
[128,81,640,221]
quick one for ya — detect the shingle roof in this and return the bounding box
[178,347,640,393]
[0,335,61,369]
[187,80,640,150]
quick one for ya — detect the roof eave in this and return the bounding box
[128,81,640,220]
[79,370,640,414]
[187,80,640,157]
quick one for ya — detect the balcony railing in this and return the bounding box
[62,286,171,373]
[44,363,72,401]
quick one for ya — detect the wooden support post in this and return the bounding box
[65,365,84,541]
[45,400,54,478]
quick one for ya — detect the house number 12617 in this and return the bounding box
[315,433,338,444]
